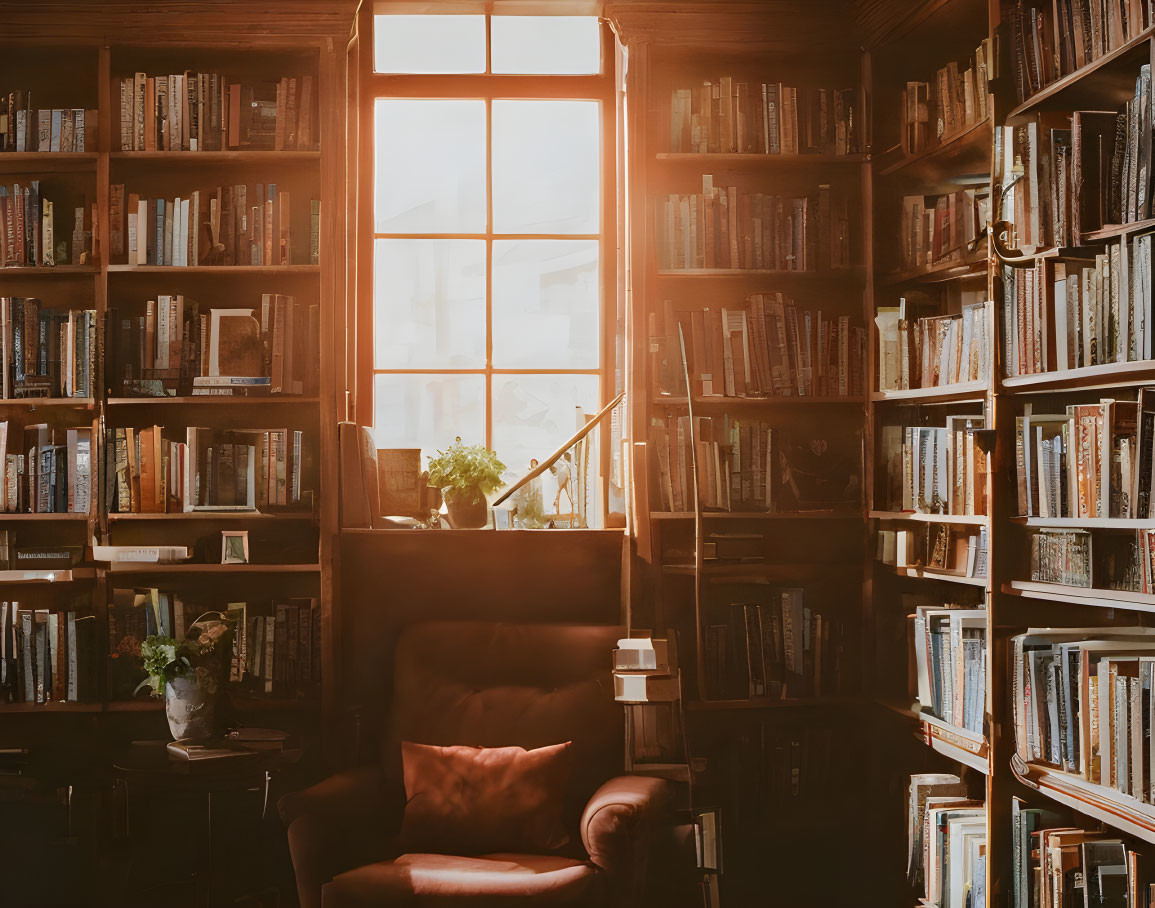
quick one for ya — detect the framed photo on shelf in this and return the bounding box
[221,530,250,565]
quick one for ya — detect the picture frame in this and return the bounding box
[221,530,250,565]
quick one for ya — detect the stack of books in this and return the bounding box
[900,40,990,155]
[874,299,990,391]
[906,774,984,906]
[703,587,846,701]
[1007,0,1150,105]
[653,295,864,399]
[880,418,988,516]
[668,79,861,155]
[107,425,307,514]
[0,96,96,152]
[898,189,987,272]
[116,71,316,151]
[1028,529,1092,587]
[0,299,96,399]
[0,604,97,704]
[658,176,850,271]
[648,415,859,514]
[0,423,92,514]
[111,183,320,267]
[1014,395,1155,520]
[108,293,316,397]
[913,607,986,735]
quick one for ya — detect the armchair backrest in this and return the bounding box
[383,621,625,832]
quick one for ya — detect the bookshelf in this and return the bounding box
[0,34,338,737]
[628,28,884,902]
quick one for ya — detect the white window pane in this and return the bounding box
[373,374,486,467]
[374,15,486,74]
[492,240,599,369]
[374,239,486,368]
[492,374,599,484]
[491,17,600,74]
[492,100,599,234]
[375,99,486,233]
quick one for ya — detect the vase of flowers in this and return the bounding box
[136,613,235,741]
[426,438,506,529]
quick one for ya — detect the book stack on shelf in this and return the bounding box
[912,606,986,737]
[116,71,317,152]
[0,181,93,267]
[657,177,850,272]
[668,78,862,156]
[652,294,864,400]
[108,292,316,397]
[906,773,986,907]
[0,299,95,399]
[900,40,990,156]
[874,298,990,392]
[615,637,687,778]
[0,602,97,704]
[897,188,988,274]
[0,98,96,153]
[880,417,988,516]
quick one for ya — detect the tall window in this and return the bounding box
[367,13,614,514]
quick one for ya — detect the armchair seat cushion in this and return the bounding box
[322,852,603,907]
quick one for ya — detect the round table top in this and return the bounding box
[111,740,300,788]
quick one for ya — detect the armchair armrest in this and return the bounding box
[580,774,673,902]
[278,765,398,908]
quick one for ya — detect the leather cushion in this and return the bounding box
[400,741,572,855]
[322,853,601,907]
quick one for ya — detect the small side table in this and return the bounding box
[110,741,300,908]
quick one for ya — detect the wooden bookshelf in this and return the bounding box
[869,379,989,403]
[875,117,991,180]
[869,510,988,525]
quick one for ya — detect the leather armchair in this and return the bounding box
[280,621,676,908]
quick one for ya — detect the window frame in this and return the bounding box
[356,14,618,513]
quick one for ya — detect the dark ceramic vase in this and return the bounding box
[444,486,488,528]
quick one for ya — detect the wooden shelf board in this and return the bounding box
[108,511,314,521]
[919,714,989,773]
[662,561,839,579]
[1012,759,1155,844]
[0,152,98,173]
[879,253,987,286]
[0,701,101,713]
[687,696,860,711]
[1012,516,1155,529]
[1005,580,1155,611]
[0,568,96,583]
[870,381,988,403]
[874,697,920,720]
[1007,26,1155,120]
[107,396,318,406]
[106,696,316,713]
[651,510,862,521]
[876,118,992,180]
[110,150,320,163]
[656,267,865,280]
[0,265,97,275]
[1081,215,1155,243]
[105,563,320,574]
[0,513,88,521]
[1002,359,1155,392]
[888,564,988,586]
[107,264,319,274]
[870,510,988,525]
[654,152,868,166]
[653,394,864,407]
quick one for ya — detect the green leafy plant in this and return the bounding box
[133,614,235,698]
[426,437,506,497]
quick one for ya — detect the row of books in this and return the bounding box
[652,296,864,399]
[0,423,92,515]
[0,605,97,703]
[117,72,316,152]
[648,416,859,514]
[112,184,318,267]
[1002,244,1155,377]
[1029,529,1092,587]
[875,299,991,392]
[657,177,850,271]
[0,182,93,268]
[107,425,306,514]
[878,524,989,579]
[703,588,846,701]
[0,299,95,399]
[1012,626,1155,802]
[108,293,316,398]
[898,188,986,272]
[668,80,861,156]
[1012,801,1145,908]
[905,773,985,908]
[881,419,989,516]
[1015,395,1155,520]
[0,96,95,153]
[1029,526,1155,593]
[913,607,986,735]
[900,40,991,156]
[1007,0,1150,105]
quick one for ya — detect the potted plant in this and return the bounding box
[135,612,235,740]
[426,438,506,529]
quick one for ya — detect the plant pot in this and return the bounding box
[444,485,488,529]
[165,675,217,741]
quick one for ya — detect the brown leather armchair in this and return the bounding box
[279,621,675,907]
